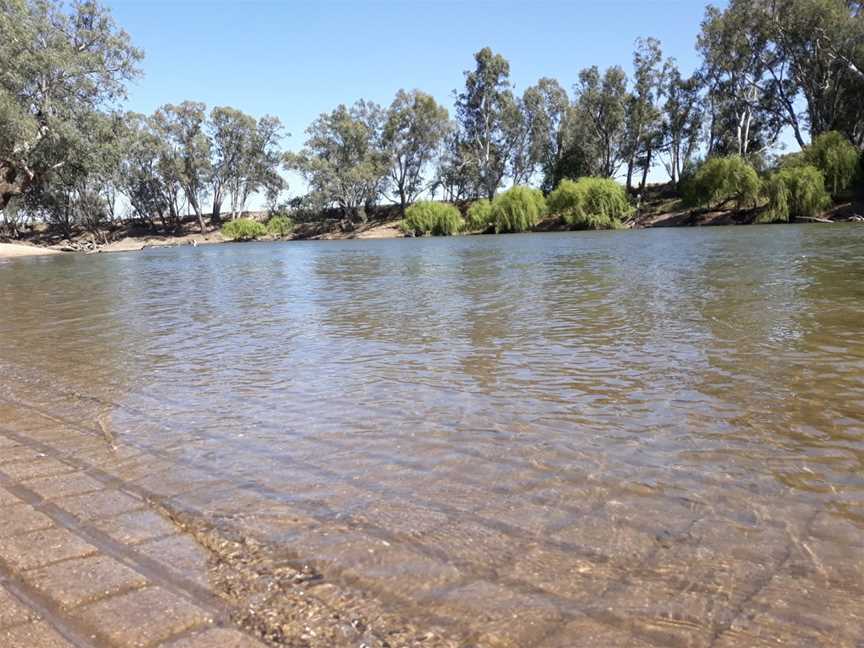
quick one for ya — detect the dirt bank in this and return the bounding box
[96,231,226,253]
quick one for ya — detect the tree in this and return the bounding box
[154,101,211,233]
[24,111,128,237]
[287,100,388,222]
[698,2,787,158]
[522,78,571,192]
[0,0,142,214]
[432,128,474,202]
[455,47,518,199]
[624,38,667,194]
[383,90,450,213]
[240,114,285,218]
[119,114,177,231]
[209,107,252,222]
[764,0,864,145]
[208,107,285,221]
[661,67,704,188]
[572,66,630,178]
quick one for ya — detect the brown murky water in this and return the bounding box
[1,225,863,646]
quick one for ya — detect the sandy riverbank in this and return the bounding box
[0,243,62,258]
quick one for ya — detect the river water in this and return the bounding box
[1,225,862,646]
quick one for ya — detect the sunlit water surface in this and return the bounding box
[1,226,862,646]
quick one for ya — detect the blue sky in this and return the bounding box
[107,0,725,199]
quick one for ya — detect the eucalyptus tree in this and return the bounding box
[660,67,704,188]
[572,65,630,178]
[27,110,129,236]
[0,0,141,215]
[119,114,176,231]
[522,78,571,192]
[624,38,668,193]
[433,128,474,202]
[154,101,211,233]
[504,97,534,186]
[698,2,786,158]
[455,47,518,200]
[207,107,285,221]
[287,100,388,222]
[209,107,255,221]
[235,114,284,219]
[383,90,450,213]
[760,0,864,145]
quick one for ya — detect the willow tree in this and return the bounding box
[0,0,141,216]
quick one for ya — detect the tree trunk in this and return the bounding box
[639,147,653,195]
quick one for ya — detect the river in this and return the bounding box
[1,225,862,646]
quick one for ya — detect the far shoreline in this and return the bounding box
[3,199,862,259]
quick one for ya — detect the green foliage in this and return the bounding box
[465,199,494,231]
[456,48,517,199]
[402,201,464,236]
[683,156,761,209]
[265,214,294,237]
[547,177,631,229]
[760,165,831,223]
[489,186,546,233]
[802,131,859,195]
[286,100,389,223]
[221,218,266,241]
[383,89,450,209]
[0,0,142,212]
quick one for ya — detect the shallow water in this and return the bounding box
[1,226,863,646]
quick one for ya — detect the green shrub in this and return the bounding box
[802,131,859,195]
[265,214,294,237]
[402,201,464,236]
[221,218,267,241]
[490,186,546,233]
[683,156,761,210]
[760,165,831,223]
[547,177,631,229]
[465,199,494,231]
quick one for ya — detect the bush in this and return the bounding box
[683,156,761,210]
[760,165,831,223]
[490,186,546,233]
[402,201,464,236]
[265,214,294,237]
[221,218,267,241]
[802,131,859,195]
[547,177,631,229]
[465,199,494,231]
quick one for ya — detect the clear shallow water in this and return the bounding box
[1,226,863,646]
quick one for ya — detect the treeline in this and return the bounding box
[1,0,863,239]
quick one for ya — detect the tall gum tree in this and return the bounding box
[0,0,141,215]
[455,47,518,200]
[286,100,389,223]
[383,90,450,214]
[573,65,630,178]
[154,101,211,233]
